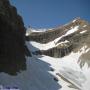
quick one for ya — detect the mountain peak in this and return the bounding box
[71,17,89,25]
[72,17,82,22]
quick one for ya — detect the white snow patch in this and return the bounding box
[29,28,47,32]
[30,41,56,51]
[72,19,77,23]
[31,28,47,32]
[25,31,31,36]
[59,67,86,90]
[65,26,79,36]
[29,40,69,51]
[80,45,89,53]
[26,28,47,36]
[80,30,87,34]
[83,25,87,27]
[82,68,90,90]
[53,26,79,44]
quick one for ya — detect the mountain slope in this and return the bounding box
[0,18,90,90]
[26,17,89,43]
[26,18,90,90]
[27,18,90,58]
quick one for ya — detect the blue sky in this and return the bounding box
[10,0,90,28]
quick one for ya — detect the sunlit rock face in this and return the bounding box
[26,17,89,43]
[0,0,31,75]
[27,18,90,59]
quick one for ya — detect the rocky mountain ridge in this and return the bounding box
[26,17,89,43]
[27,18,90,68]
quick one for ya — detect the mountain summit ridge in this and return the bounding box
[25,17,90,90]
[26,17,90,65]
[26,17,90,44]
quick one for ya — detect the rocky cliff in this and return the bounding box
[27,17,89,43]
[0,0,31,75]
[27,18,90,60]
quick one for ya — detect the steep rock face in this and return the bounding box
[0,0,31,75]
[27,18,90,58]
[27,17,89,43]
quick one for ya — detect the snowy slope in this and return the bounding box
[26,38,90,90]
[0,38,90,90]
[0,56,61,90]
[0,50,87,90]
[0,18,90,90]
[27,26,79,51]
[26,24,90,90]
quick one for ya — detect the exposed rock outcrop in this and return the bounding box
[27,18,90,58]
[0,0,31,75]
[27,17,89,43]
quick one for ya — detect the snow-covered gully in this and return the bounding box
[26,25,90,90]
[0,41,90,90]
[27,39,90,90]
